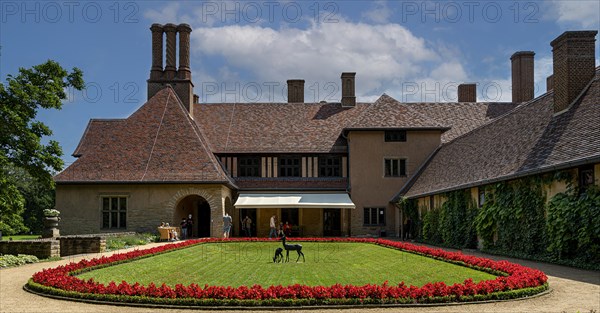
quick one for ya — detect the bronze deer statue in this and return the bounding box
[280,235,305,262]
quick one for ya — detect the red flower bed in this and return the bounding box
[28,238,548,306]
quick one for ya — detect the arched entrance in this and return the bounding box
[176,195,211,238]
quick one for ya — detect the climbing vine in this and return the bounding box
[421,190,477,249]
[475,177,547,255]
[546,185,600,263]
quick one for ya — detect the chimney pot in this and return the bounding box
[341,72,356,107]
[511,51,535,103]
[458,83,477,102]
[550,30,597,113]
[287,79,305,103]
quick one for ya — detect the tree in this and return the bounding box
[0,60,84,235]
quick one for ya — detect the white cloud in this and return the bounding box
[362,1,392,24]
[545,0,600,28]
[534,56,553,95]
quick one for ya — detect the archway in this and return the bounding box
[176,195,211,238]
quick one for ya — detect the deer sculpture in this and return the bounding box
[280,235,305,262]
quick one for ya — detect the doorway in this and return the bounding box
[197,200,211,238]
[323,209,341,237]
[239,209,256,237]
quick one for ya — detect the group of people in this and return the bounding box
[269,214,293,239]
[180,214,194,239]
[158,222,179,241]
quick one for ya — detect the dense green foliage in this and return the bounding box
[546,185,600,263]
[421,190,477,249]
[0,60,83,235]
[106,233,158,251]
[401,172,599,269]
[475,178,547,255]
[77,242,496,287]
[0,254,39,267]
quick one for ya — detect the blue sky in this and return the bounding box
[1,0,599,166]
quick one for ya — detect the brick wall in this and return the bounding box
[59,236,107,257]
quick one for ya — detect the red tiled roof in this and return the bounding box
[55,87,231,183]
[400,70,600,199]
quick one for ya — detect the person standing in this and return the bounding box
[243,215,252,237]
[223,212,232,238]
[269,214,277,239]
[180,217,188,239]
[186,214,194,238]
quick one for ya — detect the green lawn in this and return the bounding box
[78,242,496,288]
[1,235,40,241]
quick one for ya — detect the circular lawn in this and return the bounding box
[26,238,548,307]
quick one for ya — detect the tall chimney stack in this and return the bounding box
[163,23,177,80]
[150,24,163,80]
[546,75,553,92]
[550,30,597,113]
[511,51,535,103]
[147,23,195,114]
[287,79,305,103]
[341,72,356,107]
[457,83,477,102]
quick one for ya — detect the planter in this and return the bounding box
[42,216,60,238]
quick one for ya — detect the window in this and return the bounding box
[384,158,407,177]
[429,196,435,210]
[238,157,261,177]
[579,165,595,192]
[102,196,127,229]
[319,155,341,177]
[478,188,486,208]
[385,130,406,142]
[279,156,300,177]
[364,207,385,226]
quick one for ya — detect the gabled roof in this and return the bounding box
[398,69,600,199]
[55,87,231,184]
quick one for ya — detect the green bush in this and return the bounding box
[105,233,157,251]
[0,254,39,267]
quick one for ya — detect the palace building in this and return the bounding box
[54,25,599,238]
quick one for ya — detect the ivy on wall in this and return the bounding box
[475,177,547,255]
[547,185,600,262]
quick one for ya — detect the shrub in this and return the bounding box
[0,254,39,267]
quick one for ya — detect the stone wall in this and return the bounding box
[0,240,60,259]
[59,235,107,257]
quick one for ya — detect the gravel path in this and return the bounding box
[1,242,598,313]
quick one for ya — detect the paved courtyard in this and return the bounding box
[1,241,598,313]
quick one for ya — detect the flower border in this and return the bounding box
[26,238,548,307]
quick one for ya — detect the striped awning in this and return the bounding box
[234,193,355,209]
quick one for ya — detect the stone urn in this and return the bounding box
[42,216,61,238]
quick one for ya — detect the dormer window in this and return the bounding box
[385,130,407,142]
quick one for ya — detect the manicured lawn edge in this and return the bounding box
[26,238,548,307]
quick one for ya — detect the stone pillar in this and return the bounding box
[164,23,177,80]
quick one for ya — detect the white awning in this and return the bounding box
[234,193,355,209]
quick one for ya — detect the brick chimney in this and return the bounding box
[511,51,535,103]
[550,30,598,113]
[546,75,553,92]
[341,72,356,107]
[457,83,476,102]
[147,23,195,114]
[287,79,305,103]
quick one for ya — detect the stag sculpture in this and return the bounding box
[280,235,305,262]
